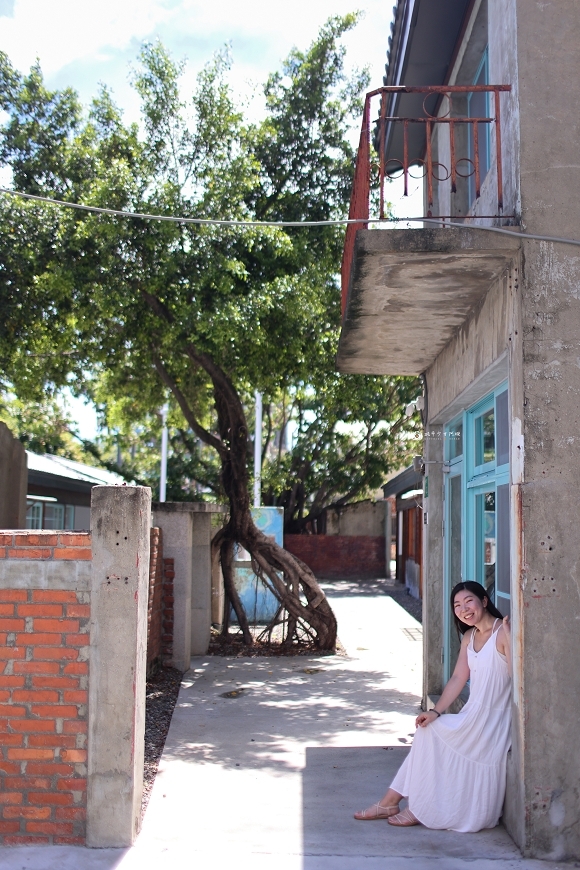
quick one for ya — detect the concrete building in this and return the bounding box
[337,0,580,860]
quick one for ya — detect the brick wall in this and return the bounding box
[147,528,163,674]
[284,534,386,579]
[0,531,90,846]
[162,558,174,665]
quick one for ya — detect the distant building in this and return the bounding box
[382,466,423,599]
[26,452,124,531]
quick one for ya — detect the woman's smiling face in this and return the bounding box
[453,589,487,626]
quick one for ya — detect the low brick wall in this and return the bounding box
[0,532,91,846]
[284,534,386,579]
[162,558,174,664]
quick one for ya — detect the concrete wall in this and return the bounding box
[511,0,580,859]
[326,500,386,537]
[152,502,226,665]
[0,422,27,529]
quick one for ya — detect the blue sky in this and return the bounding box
[1,0,423,439]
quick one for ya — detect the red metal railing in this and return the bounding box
[341,84,512,315]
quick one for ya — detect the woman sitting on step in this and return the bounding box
[354,581,512,832]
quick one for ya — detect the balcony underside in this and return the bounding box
[337,228,520,376]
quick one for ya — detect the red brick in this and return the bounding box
[0,547,7,557]
[18,604,63,617]
[10,719,55,733]
[0,719,8,732]
[0,676,25,687]
[63,662,88,675]
[56,807,86,821]
[54,836,85,845]
[0,647,25,660]
[31,677,79,689]
[26,762,74,775]
[32,647,78,661]
[58,533,91,547]
[4,806,51,819]
[63,720,87,734]
[60,749,87,762]
[4,835,50,845]
[13,690,59,703]
[4,776,50,790]
[29,735,76,748]
[14,661,60,674]
[0,691,9,702]
[32,590,77,603]
[0,618,25,631]
[64,634,89,647]
[0,821,20,833]
[0,761,20,774]
[14,533,58,546]
[7,748,54,760]
[0,590,26,602]
[57,777,86,791]
[54,548,91,561]
[26,821,74,835]
[0,604,14,616]
[0,634,6,646]
[30,705,78,719]
[0,793,23,805]
[0,734,24,746]
[63,691,87,704]
[7,548,52,560]
[15,633,62,646]
[32,619,79,633]
[28,792,73,806]
[0,534,13,546]
[65,604,90,618]
[0,705,26,717]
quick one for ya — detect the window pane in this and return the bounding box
[476,409,495,465]
[496,483,510,597]
[476,490,496,602]
[496,390,509,466]
[26,501,43,530]
[448,422,463,460]
[43,504,65,530]
[64,505,75,530]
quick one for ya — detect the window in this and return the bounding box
[443,383,510,679]
[26,500,76,530]
[468,48,490,203]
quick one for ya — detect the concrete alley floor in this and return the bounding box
[0,579,573,870]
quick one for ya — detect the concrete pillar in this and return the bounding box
[152,503,227,665]
[422,422,444,708]
[0,422,27,528]
[87,485,151,848]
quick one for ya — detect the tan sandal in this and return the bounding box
[354,802,400,820]
[387,807,419,827]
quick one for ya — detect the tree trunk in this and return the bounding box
[193,346,337,651]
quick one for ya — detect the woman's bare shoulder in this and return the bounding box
[460,629,473,647]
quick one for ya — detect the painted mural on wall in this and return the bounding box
[232,506,283,624]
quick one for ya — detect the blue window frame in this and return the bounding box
[443,381,510,680]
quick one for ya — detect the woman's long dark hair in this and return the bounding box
[450,581,503,636]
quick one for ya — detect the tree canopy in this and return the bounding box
[0,17,422,648]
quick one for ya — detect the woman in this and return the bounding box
[354,581,512,832]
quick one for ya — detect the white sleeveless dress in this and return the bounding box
[390,619,511,832]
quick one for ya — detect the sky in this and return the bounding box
[0,0,423,440]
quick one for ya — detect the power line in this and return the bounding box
[1,186,580,247]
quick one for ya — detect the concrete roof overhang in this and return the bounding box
[336,228,521,376]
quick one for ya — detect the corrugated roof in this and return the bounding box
[26,452,124,486]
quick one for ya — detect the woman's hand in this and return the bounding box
[415,710,440,728]
[502,615,511,640]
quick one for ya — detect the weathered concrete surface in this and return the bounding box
[87,485,151,847]
[0,421,27,528]
[337,227,520,376]
[152,502,226,666]
[0,578,570,869]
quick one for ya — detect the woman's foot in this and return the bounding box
[387,807,419,827]
[354,802,400,820]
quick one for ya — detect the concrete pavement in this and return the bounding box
[0,579,573,869]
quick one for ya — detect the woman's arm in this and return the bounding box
[416,632,471,727]
[496,617,512,677]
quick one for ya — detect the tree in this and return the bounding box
[0,18,420,649]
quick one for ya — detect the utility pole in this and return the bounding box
[253,390,262,508]
[159,403,169,503]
